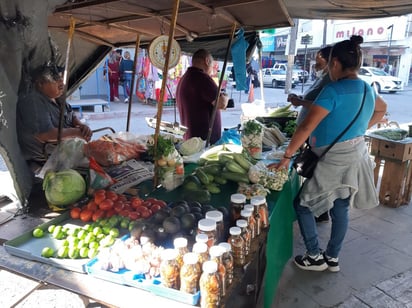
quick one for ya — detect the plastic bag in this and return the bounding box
[214,128,241,145]
[88,156,116,192]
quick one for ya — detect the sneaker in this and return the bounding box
[124,98,129,104]
[114,97,120,102]
[294,252,328,271]
[315,211,330,223]
[323,252,340,272]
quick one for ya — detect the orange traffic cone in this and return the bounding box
[247,80,254,103]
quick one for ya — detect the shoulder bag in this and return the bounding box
[293,83,367,178]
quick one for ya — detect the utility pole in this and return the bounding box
[300,34,313,93]
[386,24,394,74]
[285,19,299,94]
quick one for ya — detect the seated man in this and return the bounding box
[17,64,92,174]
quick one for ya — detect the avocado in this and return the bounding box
[154,210,170,224]
[188,201,202,209]
[190,207,202,214]
[171,205,187,218]
[180,213,196,231]
[163,216,181,234]
[202,204,215,214]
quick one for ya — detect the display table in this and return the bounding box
[0,169,299,307]
[369,136,412,207]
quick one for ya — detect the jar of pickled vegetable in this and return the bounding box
[196,233,209,245]
[251,201,262,236]
[197,218,217,248]
[174,237,189,268]
[200,261,221,308]
[160,248,180,290]
[218,242,234,286]
[230,193,246,224]
[205,210,224,242]
[180,252,201,294]
[209,245,226,297]
[192,242,209,266]
[241,208,256,239]
[236,219,251,256]
[228,226,245,267]
[251,195,269,228]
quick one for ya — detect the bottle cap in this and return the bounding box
[229,226,241,236]
[230,193,246,203]
[198,218,216,232]
[183,252,199,265]
[236,219,248,228]
[202,260,218,273]
[244,204,254,212]
[161,248,179,261]
[209,245,225,258]
[218,242,232,252]
[173,237,188,249]
[192,242,208,254]
[195,233,209,243]
[251,195,266,206]
[205,210,223,222]
[240,209,252,217]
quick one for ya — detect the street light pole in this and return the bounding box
[301,43,308,93]
[386,24,394,73]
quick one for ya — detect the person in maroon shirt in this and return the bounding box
[176,49,228,144]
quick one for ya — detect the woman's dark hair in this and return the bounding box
[319,46,332,59]
[330,35,363,71]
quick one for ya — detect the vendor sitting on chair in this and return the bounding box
[17,63,93,174]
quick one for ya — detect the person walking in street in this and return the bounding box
[119,51,134,103]
[273,35,387,272]
[103,49,121,102]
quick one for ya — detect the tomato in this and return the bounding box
[113,201,125,213]
[140,208,152,219]
[70,207,82,219]
[128,211,141,220]
[118,194,128,202]
[130,197,143,209]
[99,199,114,211]
[152,199,167,208]
[133,205,146,214]
[175,164,184,175]
[106,191,119,202]
[94,192,106,205]
[105,209,116,218]
[92,209,105,222]
[80,209,93,222]
[119,209,130,217]
[142,200,152,209]
[86,200,98,211]
[150,204,161,214]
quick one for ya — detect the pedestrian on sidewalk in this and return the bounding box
[119,51,134,103]
[272,35,387,272]
[103,49,121,102]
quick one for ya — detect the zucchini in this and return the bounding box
[205,183,221,194]
[222,171,250,183]
[183,189,211,204]
[202,164,222,175]
[233,153,252,171]
[225,161,247,174]
[213,175,227,185]
[195,168,210,185]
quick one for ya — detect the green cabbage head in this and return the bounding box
[43,169,86,206]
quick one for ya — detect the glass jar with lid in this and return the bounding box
[197,218,217,248]
[196,233,209,245]
[199,261,221,308]
[251,195,269,228]
[241,208,256,239]
[174,237,189,268]
[228,226,245,266]
[236,219,251,256]
[218,242,234,286]
[205,210,224,243]
[209,245,227,297]
[180,252,201,294]
[251,201,262,236]
[192,242,209,266]
[230,193,246,224]
[160,248,180,290]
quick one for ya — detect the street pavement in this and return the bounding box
[2,82,412,307]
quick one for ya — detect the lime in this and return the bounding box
[77,229,87,240]
[57,246,69,258]
[109,227,120,238]
[84,233,96,244]
[41,247,55,258]
[61,239,69,247]
[120,219,129,229]
[92,226,103,236]
[68,247,80,259]
[47,224,56,233]
[79,247,89,258]
[32,228,44,238]
[77,239,87,248]
[88,247,99,259]
[83,224,93,232]
[67,227,79,236]
[88,241,99,250]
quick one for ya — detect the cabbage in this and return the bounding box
[179,137,204,156]
[43,169,86,206]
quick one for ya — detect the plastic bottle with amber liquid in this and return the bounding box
[205,210,225,243]
[228,226,245,267]
[230,193,246,225]
[251,200,262,236]
[209,245,227,297]
[197,218,217,248]
[251,195,269,229]
[236,219,251,256]
[180,252,201,294]
[192,242,209,267]
[174,237,189,269]
[218,242,234,286]
[160,248,180,290]
[199,260,222,308]
[241,207,256,239]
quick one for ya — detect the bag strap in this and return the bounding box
[317,82,367,159]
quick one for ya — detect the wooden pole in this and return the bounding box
[126,34,141,132]
[58,16,76,144]
[206,23,237,147]
[153,0,180,187]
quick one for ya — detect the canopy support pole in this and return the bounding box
[153,0,180,188]
[126,34,141,132]
[206,23,237,148]
[58,16,76,143]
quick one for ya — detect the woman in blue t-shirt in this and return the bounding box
[274,36,387,272]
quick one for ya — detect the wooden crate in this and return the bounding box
[370,138,412,162]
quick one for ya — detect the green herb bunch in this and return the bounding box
[242,120,263,135]
[147,134,175,160]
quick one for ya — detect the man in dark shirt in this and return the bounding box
[17,64,92,173]
[176,49,228,144]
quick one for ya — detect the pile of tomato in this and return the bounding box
[70,189,168,223]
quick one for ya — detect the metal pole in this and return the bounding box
[301,43,307,93]
[386,24,394,73]
[126,34,141,132]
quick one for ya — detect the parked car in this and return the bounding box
[358,66,403,93]
[273,63,309,83]
[262,68,298,88]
